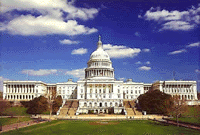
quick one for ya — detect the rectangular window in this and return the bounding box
[135,90,137,94]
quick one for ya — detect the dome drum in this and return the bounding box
[87,61,112,68]
[85,68,114,79]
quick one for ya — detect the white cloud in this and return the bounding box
[103,44,141,58]
[138,66,151,71]
[146,61,151,64]
[119,78,125,81]
[135,61,142,64]
[65,68,85,78]
[0,0,99,36]
[186,42,200,48]
[1,15,97,36]
[142,48,150,52]
[66,8,98,21]
[59,39,79,45]
[71,48,88,55]
[1,0,99,21]
[135,32,140,37]
[168,49,187,55]
[195,69,200,74]
[21,69,57,76]
[162,21,195,31]
[144,8,189,21]
[0,76,9,92]
[141,5,200,31]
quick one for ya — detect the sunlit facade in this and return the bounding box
[3,36,198,114]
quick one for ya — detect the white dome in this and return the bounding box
[89,36,110,61]
[85,36,114,80]
[90,48,110,61]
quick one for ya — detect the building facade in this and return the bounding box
[3,36,199,114]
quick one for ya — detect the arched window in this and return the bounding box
[84,102,87,107]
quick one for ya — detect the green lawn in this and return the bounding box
[1,120,200,135]
[3,107,30,116]
[172,117,200,125]
[0,117,31,126]
[171,106,200,125]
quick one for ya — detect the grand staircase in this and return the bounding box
[123,100,142,116]
[59,100,79,117]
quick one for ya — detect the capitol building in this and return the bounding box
[3,36,198,115]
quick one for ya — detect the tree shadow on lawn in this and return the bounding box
[149,121,170,126]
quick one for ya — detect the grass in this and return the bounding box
[171,106,200,125]
[0,117,31,126]
[172,117,200,125]
[1,120,200,135]
[2,107,30,116]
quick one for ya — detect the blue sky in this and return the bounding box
[0,0,199,92]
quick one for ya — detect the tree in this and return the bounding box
[138,90,173,115]
[0,101,11,115]
[197,92,200,100]
[167,95,188,126]
[26,96,48,115]
[52,95,63,114]
[169,95,188,117]
[0,92,3,99]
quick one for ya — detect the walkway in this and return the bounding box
[33,114,167,120]
[0,120,47,133]
[151,118,200,131]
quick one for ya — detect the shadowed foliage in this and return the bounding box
[26,96,48,115]
[138,90,173,115]
[52,95,62,114]
[197,92,200,100]
[0,101,11,115]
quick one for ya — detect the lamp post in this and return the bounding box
[49,89,52,121]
